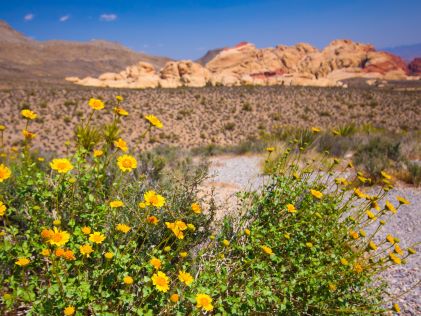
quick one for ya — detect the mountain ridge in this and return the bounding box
[0,20,171,82]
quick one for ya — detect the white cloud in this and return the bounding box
[59,15,70,22]
[24,13,34,21]
[100,14,117,22]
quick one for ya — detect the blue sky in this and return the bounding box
[1,0,420,59]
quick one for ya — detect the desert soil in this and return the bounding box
[0,85,420,154]
[206,155,420,315]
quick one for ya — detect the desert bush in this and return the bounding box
[191,149,414,314]
[406,161,421,186]
[353,136,401,180]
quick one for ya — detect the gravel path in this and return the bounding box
[206,155,420,315]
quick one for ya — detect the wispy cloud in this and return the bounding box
[24,13,34,21]
[59,15,70,22]
[99,14,117,22]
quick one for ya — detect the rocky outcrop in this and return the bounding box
[68,39,418,89]
[408,58,421,76]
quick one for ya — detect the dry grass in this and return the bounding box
[0,85,420,155]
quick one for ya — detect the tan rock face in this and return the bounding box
[68,39,413,89]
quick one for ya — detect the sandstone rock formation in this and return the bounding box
[68,39,418,89]
[408,58,421,76]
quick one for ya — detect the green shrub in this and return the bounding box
[406,161,421,186]
[353,137,401,180]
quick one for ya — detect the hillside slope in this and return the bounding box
[0,20,170,82]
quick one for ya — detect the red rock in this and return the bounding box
[408,58,421,76]
[363,52,408,75]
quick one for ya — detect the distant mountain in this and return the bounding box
[196,48,224,66]
[0,20,171,82]
[382,43,421,62]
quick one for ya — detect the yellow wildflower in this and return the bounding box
[50,158,74,174]
[80,244,94,257]
[166,221,187,239]
[261,245,273,255]
[381,171,392,179]
[146,215,159,224]
[266,147,275,153]
[123,276,134,285]
[81,226,91,235]
[0,164,12,182]
[63,249,76,261]
[354,188,367,199]
[113,106,128,116]
[223,239,230,246]
[353,262,363,273]
[396,196,410,205]
[145,114,163,129]
[392,303,400,313]
[191,202,202,214]
[48,227,70,247]
[369,241,378,251]
[41,228,54,240]
[0,201,6,216]
[340,258,348,266]
[335,177,347,185]
[386,234,395,244]
[117,155,137,172]
[178,270,194,286]
[170,293,179,303]
[180,252,188,258]
[394,244,404,256]
[93,149,104,157]
[310,189,323,199]
[116,223,131,233]
[366,210,376,220]
[349,230,359,240]
[89,232,106,244]
[150,257,162,270]
[15,257,30,266]
[53,219,61,226]
[152,271,170,292]
[144,191,165,208]
[41,249,51,256]
[104,252,114,259]
[311,127,321,133]
[88,98,104,110]
[114,138,128,152]
[21,109,37,120]
[286,203,297,213]
[187,223,196,231]
[22,129,36,139]
[306,242,313,248]
[138,202,147,208]
[245,229,251,236]
[116,95,124,102]
[196,293,213,312]
[389,253,401,264]
[109,200,124,208]
[64,306,75,316]
[328,283,337,291]
[385,200,397,213]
